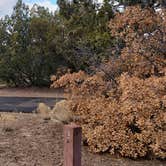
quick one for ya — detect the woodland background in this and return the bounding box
[0,0,165,86]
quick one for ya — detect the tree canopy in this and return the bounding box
[0,0,165,86]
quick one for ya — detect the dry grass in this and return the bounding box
[0,113,17,122]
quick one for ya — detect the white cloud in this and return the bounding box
[0,0,17,18]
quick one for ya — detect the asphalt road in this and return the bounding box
[0,97,65,113]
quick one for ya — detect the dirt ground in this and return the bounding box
[0,87,165,166]
[0,113,165,166]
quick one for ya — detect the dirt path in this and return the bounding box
[0,87,67,98]
[0,113,165,166]
[0,97,63,113]
[0,88,66,113]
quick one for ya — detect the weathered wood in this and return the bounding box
[64,123,82,166]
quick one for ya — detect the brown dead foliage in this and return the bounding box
[51,6,166,159]
[110,6,166,77]
[51,71,166,159]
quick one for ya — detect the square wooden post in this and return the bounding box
[64,123,82,166]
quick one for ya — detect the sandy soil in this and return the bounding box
[0,113,165,166]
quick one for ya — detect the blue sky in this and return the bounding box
[25,0,57,4]
[0,0,58,17]
[24,0,58,12]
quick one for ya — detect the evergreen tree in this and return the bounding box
[0,1,69,86]
[56,0,114,70]
[118,0,166,7]
[0,0,31,86]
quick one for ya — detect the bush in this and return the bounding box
[51,70,166,159]
[51,6,166,159]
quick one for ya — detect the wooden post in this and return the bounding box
[64,123,82,166]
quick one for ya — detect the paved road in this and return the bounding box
[0,97,65,113]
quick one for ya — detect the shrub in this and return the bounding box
[51,6,166,159]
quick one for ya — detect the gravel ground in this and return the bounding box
[0,113,165,166]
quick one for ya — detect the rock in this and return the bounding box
[36,101,74,124]
[36,103,51,115]
[51,100,73,124]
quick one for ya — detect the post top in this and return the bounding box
[64,122,81,129]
